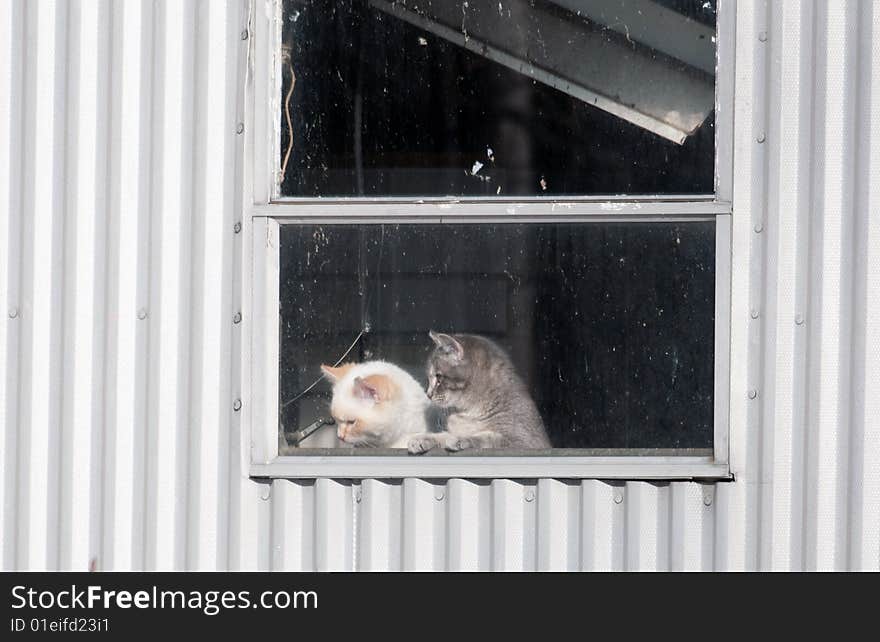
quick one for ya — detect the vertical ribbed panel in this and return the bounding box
[0,0,22,571]
[765,0,808,571]
[1,0,879,570]
[105,0,142,573]
[60,0,102,572]
[357,479,399,571]
[855,0,880,573]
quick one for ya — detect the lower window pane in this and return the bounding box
[279,221,715,452]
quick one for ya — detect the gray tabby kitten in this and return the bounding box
[407,331,551,453]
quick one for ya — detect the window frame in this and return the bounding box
[243,0,736,480]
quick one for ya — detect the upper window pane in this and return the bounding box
[279,0,717,197]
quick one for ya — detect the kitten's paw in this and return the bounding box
[445,437,473,452]
[407,435,437,455]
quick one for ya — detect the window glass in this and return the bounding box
[279,0,717,197]
[279,222,715,451]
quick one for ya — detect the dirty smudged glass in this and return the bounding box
[279,222,715,450]
[278,0,717,197]
[274,0,720,454]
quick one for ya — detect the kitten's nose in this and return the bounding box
[426,386,434,400]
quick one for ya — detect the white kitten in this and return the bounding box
[321,361,431,448]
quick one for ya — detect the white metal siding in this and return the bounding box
[1,0,879,570]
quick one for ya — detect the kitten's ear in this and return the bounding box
[321,363,355,382]
[352,375,394,403]
[429,331,464,360]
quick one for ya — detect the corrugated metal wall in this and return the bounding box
[1,0,878,571]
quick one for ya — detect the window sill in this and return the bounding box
[250,452,731,480]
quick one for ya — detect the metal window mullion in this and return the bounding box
[249,217,280,464]
[714,213,732,467]
[252,200,732,222]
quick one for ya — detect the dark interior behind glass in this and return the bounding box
[279,222,715,450]
[279,0,717,197]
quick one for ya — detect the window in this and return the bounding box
[248,0,732,478]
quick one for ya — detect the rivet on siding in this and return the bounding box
[233,311,242,324]
[233,221,242,234]
[758,31,767,42]
[7,307,18,319]
[260,485,271,501]
[754,222,764,233]
[613,491,624,505]
[757,133,766,144]
[240,29,249,40]
[137,308,148,320]
[435,489,445,501]
[355,489,363,503]
[524,489,535,502]
[795,314,805,326]
[748,389,758,400]
[233,398,242,411]
[236,122,244,135]
[702,488,714,507]
[750,308,759,319]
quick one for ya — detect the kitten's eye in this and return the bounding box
[435,374,444,383]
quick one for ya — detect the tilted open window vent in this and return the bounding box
[369,0,716,144]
